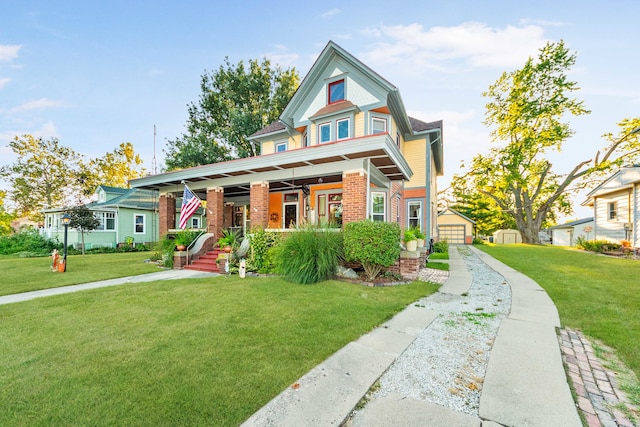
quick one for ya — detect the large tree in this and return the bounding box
[79,142,146,195]
[164,57,299,170]
[0,190,15,235]
[0,135,84,220]
[461,41,640,244]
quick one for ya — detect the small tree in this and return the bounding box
[68,205,100,255]
[344,221,401,281]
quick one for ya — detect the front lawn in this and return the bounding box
[0,275,439,426]
[476,244,640,382]
[0,252,160,296]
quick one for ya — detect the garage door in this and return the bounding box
[438,225,465,244]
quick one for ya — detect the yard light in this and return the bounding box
[61,213,71,272]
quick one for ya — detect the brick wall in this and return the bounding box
[386,249,428,280]
[159,193,176,237]
[206,187,224,238]
[250,181,269,229]
[342,169,367,225]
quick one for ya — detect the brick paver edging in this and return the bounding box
[559,328,638,427]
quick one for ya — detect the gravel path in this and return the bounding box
[366,246,511,416]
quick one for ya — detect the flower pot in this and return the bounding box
[405,240,418,252]
[224,245,232,253]
[416,238,425,248]
[176,244,187,251]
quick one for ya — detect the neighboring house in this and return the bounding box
[42,185,159,249]
[582,166,640,247]
[129,41,444,241]
[492,229,523,244]
[547,217,594,246]
[437,208,475,244]
[11,217,39,232]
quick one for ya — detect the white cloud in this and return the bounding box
[0,44,21,62]
[0,77,10,89]
[263,45,300,69]
[321,8,340,19]
[9,98,65,113]
[361,22,549,71]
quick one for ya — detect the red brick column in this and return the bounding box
[206,187,224,238]
[342,169,367,225]
[159,193,176,237]
[250,181,269,230]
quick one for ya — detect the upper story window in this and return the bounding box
[328,79,345,104]
[302,131,308,147]
[319,123,331,143]
[275,141,287,152]
[372,117,387,134]
[337,118,350,140]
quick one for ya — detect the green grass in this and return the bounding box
[476,244,640,381]
[426,261,449,271]
[0,275,439,426]
[0,252,161,296]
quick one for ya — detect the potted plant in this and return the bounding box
[412,227,426,248]
[174,229,198,251]
[217,228,240,253]
[403,228,418,252]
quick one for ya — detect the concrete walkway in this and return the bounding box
[242,246,582,426]
[0,269,219,306]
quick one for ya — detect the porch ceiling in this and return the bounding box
[130,134,411,196]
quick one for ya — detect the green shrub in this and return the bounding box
[432,239,448,253]
[273,225,343,284]
[0,228,61,255]
[576,237,620,253]
[246,229,281,273]
[344,220,401,281]
[402,228,416,243]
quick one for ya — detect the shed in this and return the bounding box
[493,229,523,244]
[437,208,475,244]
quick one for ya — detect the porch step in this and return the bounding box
[183,249,226,273]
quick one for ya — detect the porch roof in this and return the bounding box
[130,134,412,197]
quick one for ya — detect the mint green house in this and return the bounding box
[42,185,159,249]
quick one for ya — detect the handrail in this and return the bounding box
[186,230,206,265]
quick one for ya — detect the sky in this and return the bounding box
[1,0,639,221]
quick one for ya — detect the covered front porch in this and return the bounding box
[130,134,412,239]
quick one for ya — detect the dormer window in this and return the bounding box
[328,79,345,104]
[275,141,287,152]
[372,117,387,134]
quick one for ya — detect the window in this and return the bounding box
[319,123,331,143]
[608,202,617,220]
[284,193,298,202]
[328,79,344,104]
[95,212,116,231]
[275,142,287,152]
[337,118,350,140]
[371,192,386,222]
[396,132,401,147]
[302,131,308,147]
[191,217,200,229]
[408,201,422,229]
[134,214,145,234]
[372,117,387,134]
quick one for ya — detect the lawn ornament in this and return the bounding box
[51,249,59,272]
[239,259,246,278]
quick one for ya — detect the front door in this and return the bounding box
[284,204,298,228]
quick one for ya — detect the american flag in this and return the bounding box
[179,185,201,229]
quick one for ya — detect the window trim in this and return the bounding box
[318,122,331,143]
[275,141,287,152]
[328,79,345,104]
[407,200,422,230]
[134,213,145,234]
[607,201,617,220]
[336,118,350,140]
[372,117,387,135]
[371,191,386,222]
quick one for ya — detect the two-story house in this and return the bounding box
[129,41,444,241]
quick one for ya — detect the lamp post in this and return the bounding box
[61,213,71,272]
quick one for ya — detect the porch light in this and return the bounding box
[61,213,71,272]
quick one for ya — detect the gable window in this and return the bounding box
[372,117,387,134]
[275,141,287,152]
[371,192,386,222]
[328,79,344,104]
[608,202,617,220]
[408,201,422,229]
[337,118,350,140]
[319,123,331,143]
[134,214,145,234]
